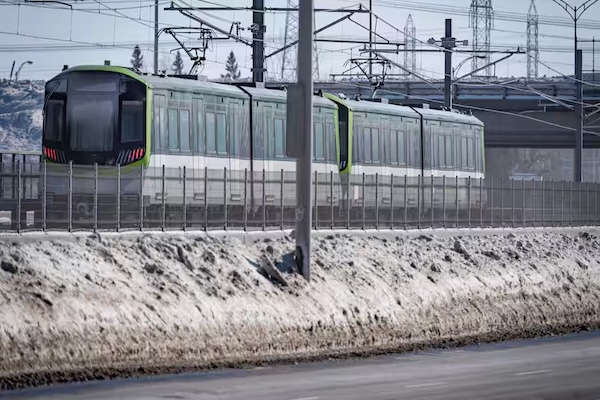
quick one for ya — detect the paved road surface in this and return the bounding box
[4,331,600,400]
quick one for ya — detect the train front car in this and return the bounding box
[42,65,150,227]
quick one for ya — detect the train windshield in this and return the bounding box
[68,94,115,152]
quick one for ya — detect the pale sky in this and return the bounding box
[0,0,598,82]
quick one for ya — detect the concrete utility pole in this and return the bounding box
[154,0,159,75]
[287,0,314,281]
[252,0,266,83]
[551,0,599,183]
[429,19,469,110]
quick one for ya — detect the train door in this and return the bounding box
[152,93,167,192]
[380,117,391,206]
[192,97,204,207]
[228,100,243,203]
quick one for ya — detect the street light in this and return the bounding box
[551,0,599,183]
[14,61,33,83]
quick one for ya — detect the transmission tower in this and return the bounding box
[526,0,539,80]
[281,0,320,81]
[403,14,416,77]
[469,0,494,77]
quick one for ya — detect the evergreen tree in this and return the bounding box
[131,45,144,70]
[221,50,241,81]
[172,50,184,75]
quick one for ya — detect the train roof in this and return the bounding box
[143,75,247,98]
[329,94,484,126]
[242,86,337,109]
[417,107,484,126]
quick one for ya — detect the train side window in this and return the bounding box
[206,111,216,154]
[466,137,474,169]
[193,98,204,155]
[363,127,371,164]
[389,130,397,165]
[217,113,227,155]
[445,135,453,168]
[152,95,162,152]
[229,104,239,157]
[382,128,390,165]
[352,126,360,164]
[397,130,406,166]
[327,122,336,162]
[240,108,250,158]
[274,118,285,157]
[314,122,325,161]
[179,109,190,152]
[461,136,468,169]
[372,128,380,164]
[168,109,179,151]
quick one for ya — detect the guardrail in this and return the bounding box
[0,159,599,234]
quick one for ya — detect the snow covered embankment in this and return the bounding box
[1,231,600,389]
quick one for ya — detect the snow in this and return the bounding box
[1,229,600,390]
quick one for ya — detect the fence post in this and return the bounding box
[244,168,248,232]
[223,167,228,231]
[551,180,555,228]
[511,178,515,228]
[362,172,366,230]
[42,159,47,232]
[430,174,434,229]
[161,164,166,232]
[594,183,598,225]
[116,163,121,233]
[16,160,21,234]
[183,166,187,231]
[403,175,408,230]
[390,174,394,230]
[314,170,319,230]
[532,178,536,228]
[262,169,266,231]
[94,163,98,233]
[561,180,565,227]
[500,177,504,226]
[569,181,573,227]
[68,161,73,233]
[586,182,590,226]
[204,167,208,232]
[417,175,422,230]
[139,163,144,232]
[521,178,525,228]
[442,175,446,229]
[490,177,494,228]
[467,176,471,229]
[375,172,379,230]
[281,169,285,231]
[346,175,351,230]
[330,170,334,230]
[479,177,483,228]
[455,176,459,228]
[541,179,545,228]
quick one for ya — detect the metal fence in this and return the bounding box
[1,159,600,234]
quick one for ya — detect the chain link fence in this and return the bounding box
[1,159,599,234]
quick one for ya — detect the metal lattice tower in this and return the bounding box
[280,1,320,81]
[527,0,539,80]
[469,0,494,77]
[403,14,416,77]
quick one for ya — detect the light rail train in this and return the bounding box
[41,65,486,225]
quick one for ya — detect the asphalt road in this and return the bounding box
[4,331,600,400]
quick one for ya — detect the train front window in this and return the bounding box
[68,94,114,152]
[121,100,144,143]
[44,98,65,142]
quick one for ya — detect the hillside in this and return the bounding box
[0,80,44,152]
